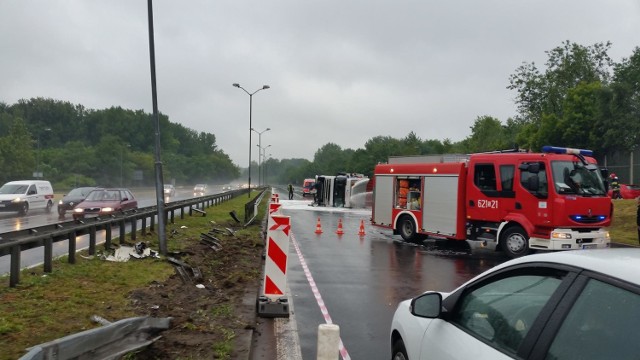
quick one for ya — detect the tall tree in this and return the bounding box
[508,41,613,124]
[611,47,640,152]
[463,116,510,153]
[0,118,36,182]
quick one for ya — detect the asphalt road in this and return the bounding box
[269,189,506,359]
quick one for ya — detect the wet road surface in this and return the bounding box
[272,190,507,359]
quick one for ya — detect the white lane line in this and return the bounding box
[291,231,351,360]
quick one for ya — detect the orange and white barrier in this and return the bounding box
[263,215,290,298]
[269,202,282,216]
[258,197,290,317]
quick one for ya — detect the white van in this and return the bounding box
[0,180,55,215]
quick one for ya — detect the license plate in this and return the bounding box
[582,244,597,249]
[0,204,5,207]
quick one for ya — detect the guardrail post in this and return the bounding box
[10,245,21,287]
[105,224,112,249]
[89,226,96,255]
[150,215,155,232]
[44,236,53,273]
[169,210,174,224]
[68,231,76,264]
[180,206,185,220]
[141,217,147,236]
[131,217,137,241]
[119,220,126,244]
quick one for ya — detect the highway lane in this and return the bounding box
[0,187,221,234]
[0,186,226,275]
[271,189,507,359]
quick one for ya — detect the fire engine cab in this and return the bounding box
[371,146,612,258]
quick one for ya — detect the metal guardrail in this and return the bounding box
[0,189,254,287]
[20,316,172,360]
[244,188,269,225]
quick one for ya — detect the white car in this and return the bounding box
[193,184,207,196]
[163,184,176,197]
[390,249,640,360]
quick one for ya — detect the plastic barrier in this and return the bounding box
[258,200,290,317]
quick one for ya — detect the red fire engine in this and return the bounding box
[371,146,612,258]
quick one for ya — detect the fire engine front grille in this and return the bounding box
[569,215,606,224]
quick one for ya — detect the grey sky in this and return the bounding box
[1,1,639,167]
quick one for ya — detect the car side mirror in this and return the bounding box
[410,292,442,318]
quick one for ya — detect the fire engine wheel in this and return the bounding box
[399,216,418,243]
[501,227,532,258]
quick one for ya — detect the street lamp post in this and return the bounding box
[264,153,272,185]
[233,83,270,197]
[251,127,271,186]
[256,144,271,186]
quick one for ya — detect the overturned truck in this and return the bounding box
[313,173,369,208]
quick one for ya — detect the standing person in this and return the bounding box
[636,196,640,244]
[288,183,294,200]
[610,174,621,199]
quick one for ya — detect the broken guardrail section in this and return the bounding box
[20,316,171,360]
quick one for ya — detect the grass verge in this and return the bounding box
[608,198,639,246]
[0,192,267,360]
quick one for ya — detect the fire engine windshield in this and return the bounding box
[551,161,606,196]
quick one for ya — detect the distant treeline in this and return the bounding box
[0,98,240,188]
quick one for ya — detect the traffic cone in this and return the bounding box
[336,218,344,235]
[358,219,366,236]
[315,217,323,234]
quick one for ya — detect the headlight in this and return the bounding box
[12,197,22,203]
[74,208,84,213]
[551,232,572,239]
[102,207,113,212]
[58,200,63,205]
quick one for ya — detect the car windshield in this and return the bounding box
[551,161,606,196]
[86,190,120,201]
[68,188,93,197]
[0,184,28,194]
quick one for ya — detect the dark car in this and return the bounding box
[57,186,99,216]
[72,188,138,219]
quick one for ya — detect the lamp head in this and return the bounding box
[232,83,240,88]
[262,85,270,89]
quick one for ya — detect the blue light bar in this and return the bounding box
[542,146,593,157]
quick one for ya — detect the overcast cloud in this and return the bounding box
[1,1,639,166]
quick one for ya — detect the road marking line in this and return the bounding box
[291,231,351,360]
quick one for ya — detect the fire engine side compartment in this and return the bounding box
[372,162,467,240]
[422,174,461,237]
[373,175,394,226]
